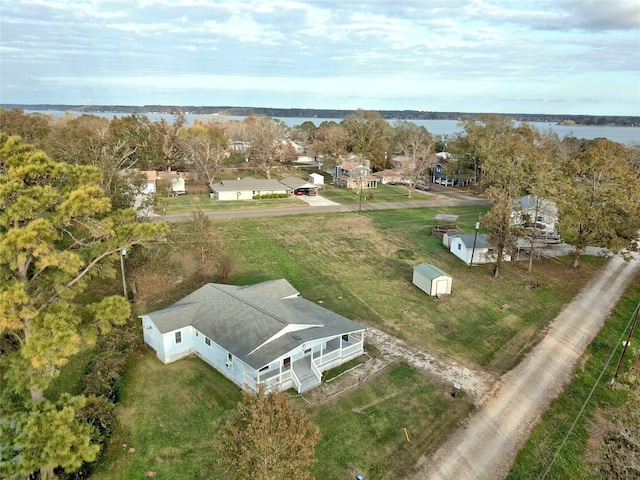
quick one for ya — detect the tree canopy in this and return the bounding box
[216,386,320,480]
[0,134,167,478]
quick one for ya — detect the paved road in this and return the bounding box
[409,254,640,480]
[155,195,490,222]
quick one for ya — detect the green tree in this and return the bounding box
[0,108,52,147]
[482,187,525,277]
[310,121,347,181]
[342,110,391,170]
[179,122,228,186]
[479,123,535,277]
[244,115,289,179]
[216,386,320,480]
[392,120,436,196]
[0,134,167,478]
[558,138,640,267]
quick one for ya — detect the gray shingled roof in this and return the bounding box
[142,279,365,369]
[455,233,491,249]
[278,176,315,189]
[209,178,288,191]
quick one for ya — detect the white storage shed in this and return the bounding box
[412,263,452,296]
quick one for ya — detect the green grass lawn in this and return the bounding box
[161,193,307,215]
[192,207,605,372]
[305,362,473,479]
[91,352,472,480]
[91,354,242,480]
[86,204,610,480]
[319,183,435,204]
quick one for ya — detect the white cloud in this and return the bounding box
[1,0,638,115]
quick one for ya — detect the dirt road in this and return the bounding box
[409,254,640,480]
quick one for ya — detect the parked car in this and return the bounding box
[306,189,317,196]
[415,182,431,191]
[169,190,187,197]
[294,190,304,196]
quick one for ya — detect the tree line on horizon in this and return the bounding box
[2,103,639,127]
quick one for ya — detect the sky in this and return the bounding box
[1,0,639,116]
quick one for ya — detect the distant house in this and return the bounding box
[374,169,403,185]
[141,279,366,394]
[513,195,559,236]
[412,263,452,296]
[335,161,379,190]
[209,178,290,200]
[448,233,512,265]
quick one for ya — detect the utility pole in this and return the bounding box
[120,248,128,298]
[469,221,480,267]
[613,302,640,378]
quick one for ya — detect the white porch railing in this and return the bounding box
[310,358,322,381]
[341,342,362,358]
[290,368,301,392]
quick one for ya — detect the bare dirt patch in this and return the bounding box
[301,326,494,406]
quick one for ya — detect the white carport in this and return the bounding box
[412,263,452,296]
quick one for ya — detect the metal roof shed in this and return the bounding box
[412,263,452,296]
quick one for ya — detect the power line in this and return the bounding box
[541,301,640,479]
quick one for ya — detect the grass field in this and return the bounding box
[134,206,605,372]
[83,204,611,479]
[90,352,473,480]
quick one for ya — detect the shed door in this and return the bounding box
[435,278,449,295]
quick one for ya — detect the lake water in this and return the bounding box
[25,110,640,146]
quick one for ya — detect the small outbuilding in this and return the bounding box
[412,263,452,296]
[309,173,325,185]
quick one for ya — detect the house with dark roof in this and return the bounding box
[140,279,366,393]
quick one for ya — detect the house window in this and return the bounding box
[195,331,199,337]
[175,331,182,344]
[342,334,349,342]
[259,365,269,372]
[283,357,291,369]
[458,243,462,250]
[304,348,311,355]
[226,352,233,368]
[205,337,211,346]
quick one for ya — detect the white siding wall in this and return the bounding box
[193,331,249,388]
[161,326,195,363]
[141,315,164,360]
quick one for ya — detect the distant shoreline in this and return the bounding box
[2,104,638,128]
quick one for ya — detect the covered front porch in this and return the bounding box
[243,331,365,394]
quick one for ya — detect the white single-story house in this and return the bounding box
[448,233,512,265]
[412,263,452,296]
[209,178,290,200]
[309,173,325,185]
[141,279,366,394]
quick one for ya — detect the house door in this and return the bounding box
[283,357,291,370]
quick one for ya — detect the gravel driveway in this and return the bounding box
[409,254,640,480]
